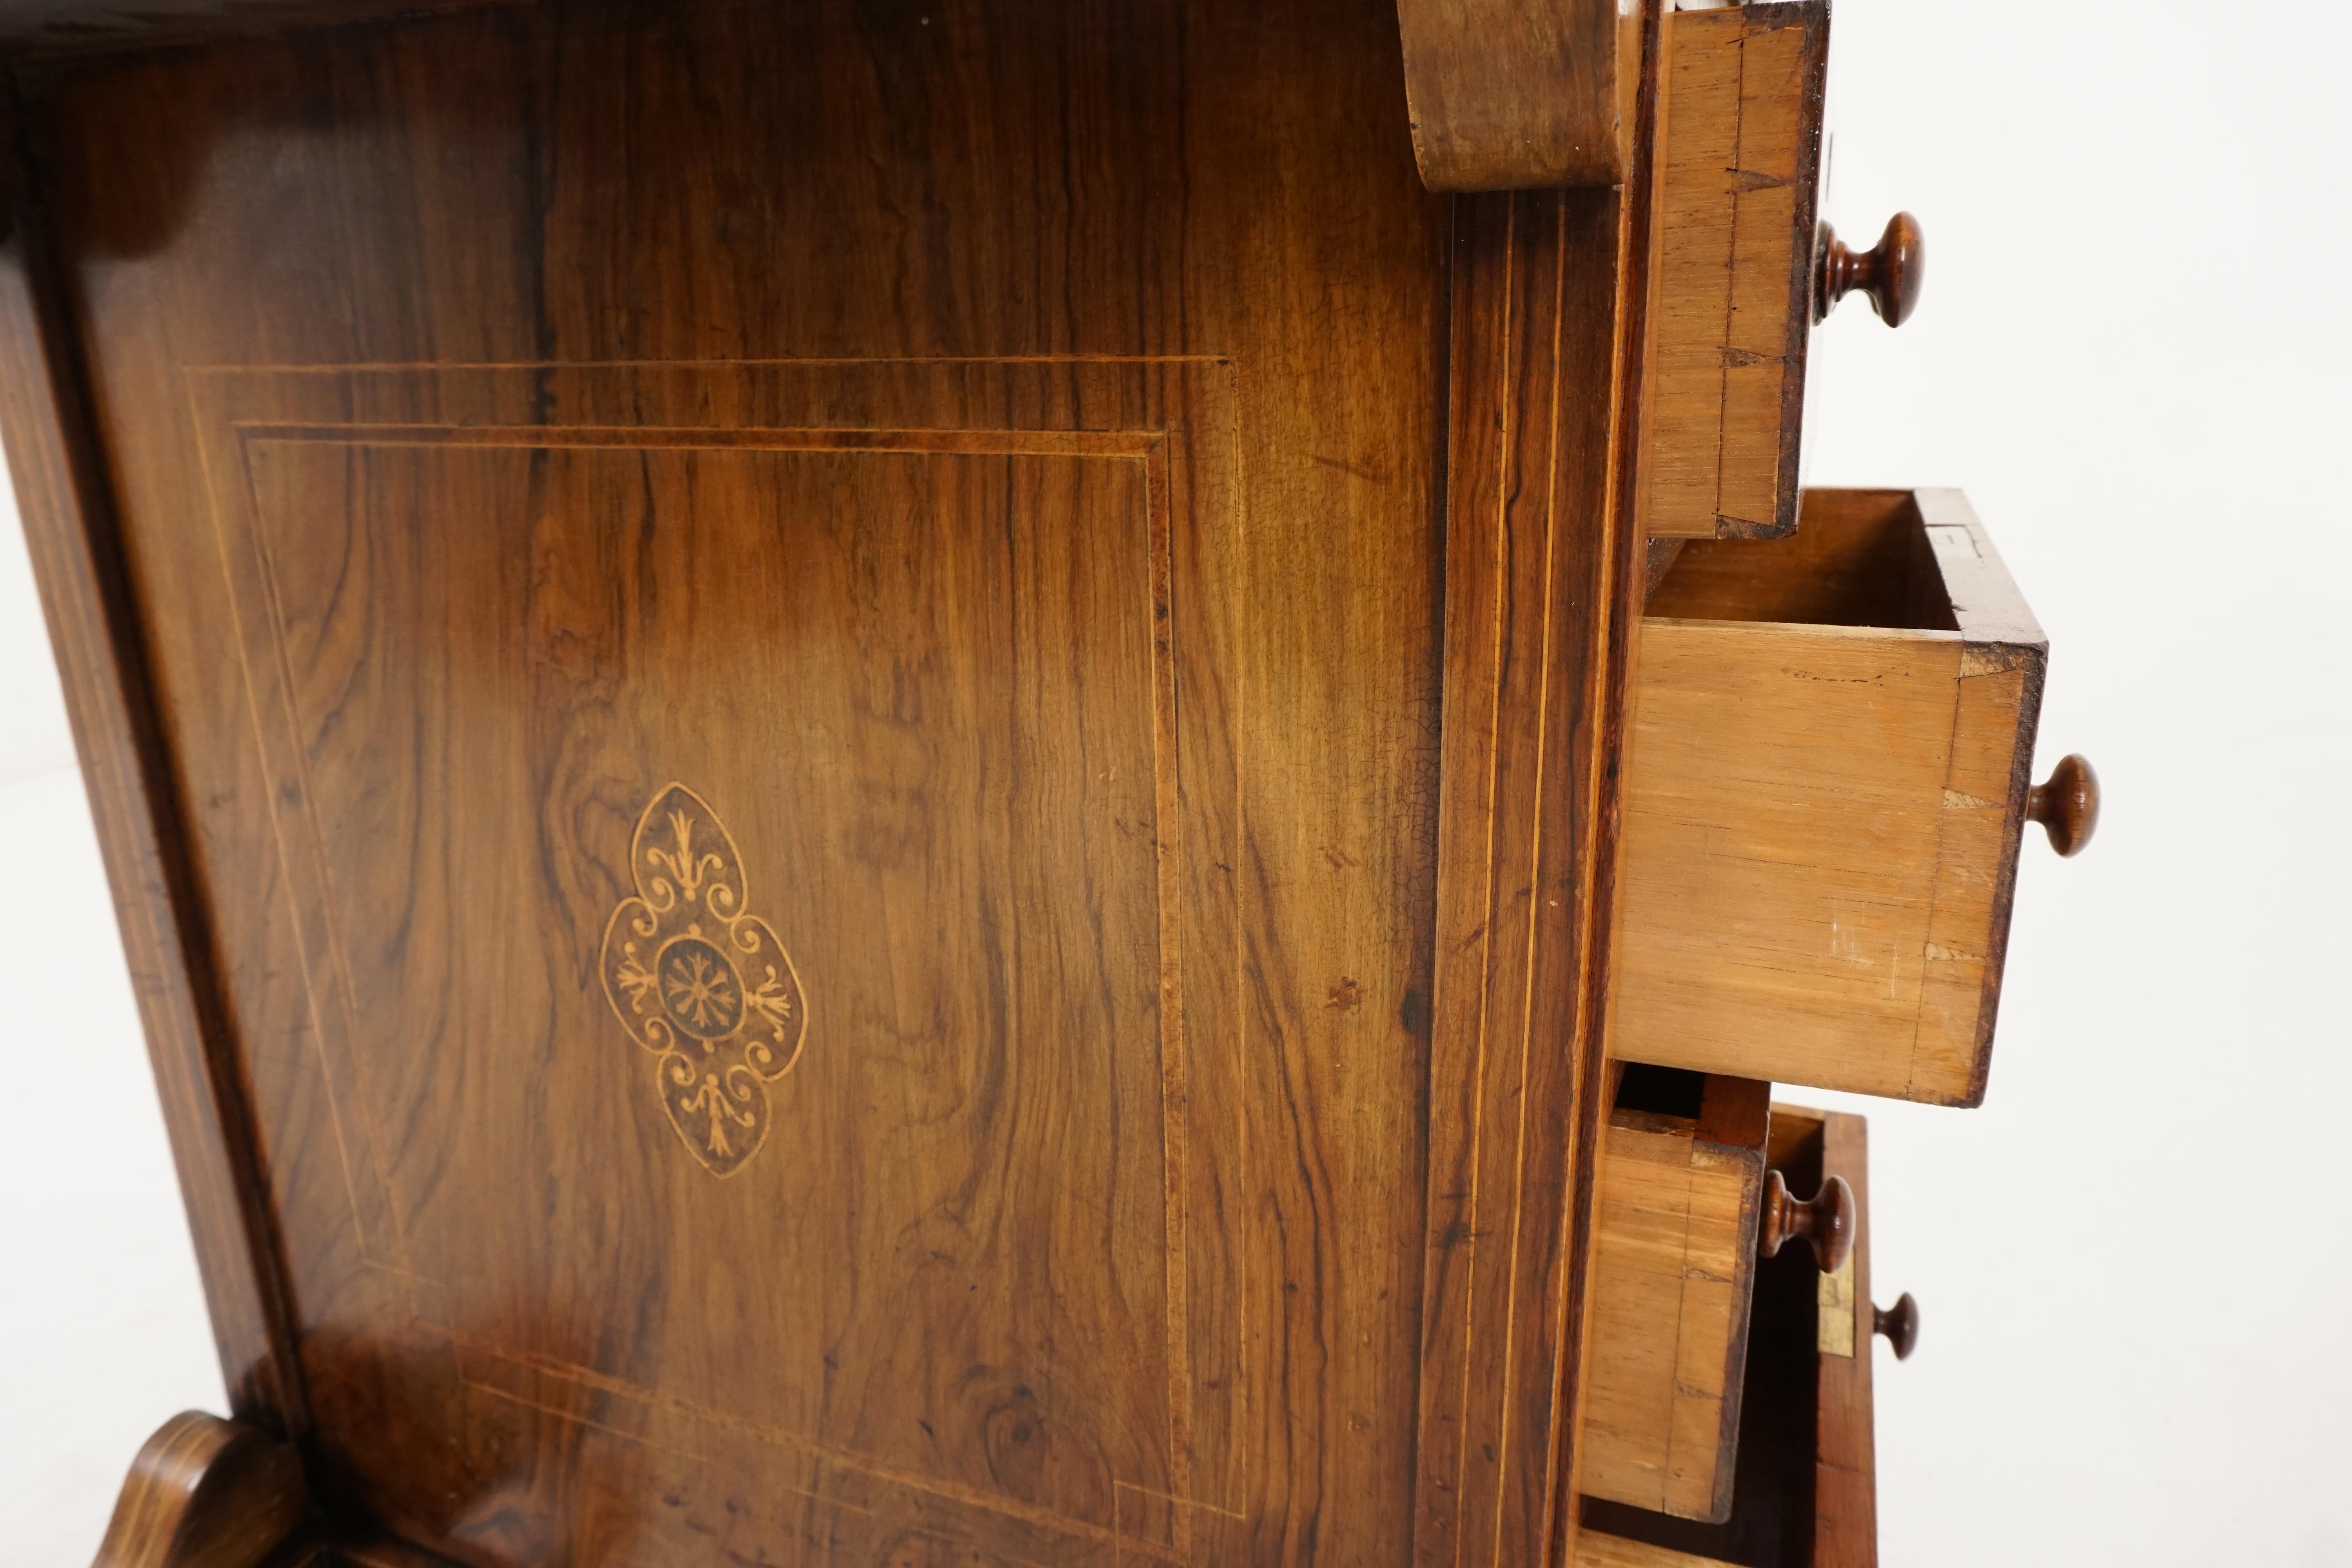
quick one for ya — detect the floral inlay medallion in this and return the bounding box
[599,784,807,1176]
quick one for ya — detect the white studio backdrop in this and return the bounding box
[1798,1,2352,1564]
[0,461,228,1564]
[1,2,2346,1563]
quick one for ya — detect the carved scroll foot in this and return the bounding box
[91,1411,306,1568]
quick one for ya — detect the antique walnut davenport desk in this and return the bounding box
[0,0,2094,1564]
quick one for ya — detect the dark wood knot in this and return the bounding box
[1874,1292,1920,1360]
[1759,1169,1855,1273]
[1815,212,1925,326]
[2028,753,2100,857]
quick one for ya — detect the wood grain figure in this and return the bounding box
[1395,0,1637,189]
[1416,178,1653,1568]
[0,0,1662,1563]
[0,0,2031,1562]
[88,1411,307,1568]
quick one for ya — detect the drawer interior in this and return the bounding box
[1646,488,1958,631]
[1613,487,2047,1106]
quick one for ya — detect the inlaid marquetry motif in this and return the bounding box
[599,784,807,1176]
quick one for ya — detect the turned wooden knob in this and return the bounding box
[1874,1293,1920,1360]
[1759,1169,1855,1273]
[2027,753,2100,857]
[1814,212,1925,326]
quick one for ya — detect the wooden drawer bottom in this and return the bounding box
[1577,1106,1878,1568]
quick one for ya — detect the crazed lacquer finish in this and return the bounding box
[600,784,807,1176]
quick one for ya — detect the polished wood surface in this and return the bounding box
[88,1412,307,1568]
[1637,2,1828,542]
[2028,753,2101,857]
[1419,181,1651,1568]
[0,143,304,1423]
[1614,488,2048,1105]
[1394,0,1635,189]
[0,0,472,52]
[239,1532,470,1568]
[0,0,2043,1561]
[1871,1294,1918,1362]
[1582,1073,1771,1524]
[1813,213,1925,328]
[0,0,1654,1563]
[1758,1171,1853,1276]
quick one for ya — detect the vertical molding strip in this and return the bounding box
[0,93,307,1433]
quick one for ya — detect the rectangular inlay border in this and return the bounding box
[185,359,1247,1557]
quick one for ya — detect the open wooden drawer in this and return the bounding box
[1577,1104,1883,1568]
[1639,2,1826,543]
[1581,1070,1772,1521]
[1638,4,1924,543]
[1610,488,2093,1105]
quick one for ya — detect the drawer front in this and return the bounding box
[1639,2,1828,542]
[1612,489,2050,1105]
[1579,1105,1881,1568]
[1582,1073,1773,1522]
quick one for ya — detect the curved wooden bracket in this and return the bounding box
[91,1412,306,1568]
[1396,0,1638,189]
